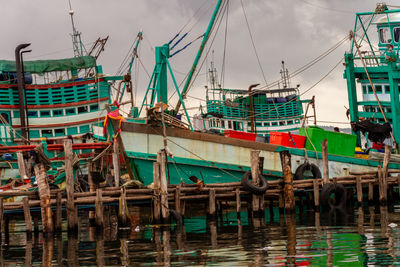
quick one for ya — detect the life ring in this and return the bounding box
[294,162,322,180]
[241,171,268,195]
[170,209,183,226]
[320,183,346,209]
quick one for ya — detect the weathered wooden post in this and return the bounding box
[321,139,329,184]
[17,152,27,180]
[55,191,62,232]
[356,176,363,205]
[280,150,295,212]
[235,188,241,217]
[118,187,129,228]
[208,188,216,219]
[313,179,320,209]
[34,163,54,234]
[22,197,32,235]
[157,151,169,222]
[380,145,391,205]
[153,162,161,224]
[64,139,78,231]
[368,182,374,204]
[95,189,104,230]
[88,162,96,224]
[175,184,181,215]
[250,150,261,216]
[112,139,120,187]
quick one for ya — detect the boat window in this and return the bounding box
[54,128,66,136]
[13,111,20,118]
[67,127,78,135]
[279,121,285,126]
[287,120,294,125]
[0,113,9,124]
[263,122,270,127]
[77,106,88,114]
[379,27,391,43]
[368,85,373,94]
[375,85,382,93]
[271,122,278,126]
[394,27,400,43]
[362,85,367,94]
[53,110,63,117]
[66,108,76,115]
[386,107,392,113]
[385,85,390,93]
[228,121,232,129]
[41,129,53,137]
[295,119,300,123]
[256,122,262,127]
[40,110,51,117]
[90,104,99,112]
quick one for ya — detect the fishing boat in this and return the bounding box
[107,2,400,186]
[0,6,124,186]
[197,61,310,138]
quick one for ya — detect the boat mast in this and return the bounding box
[174,0,224,114]
[68,0,86,57]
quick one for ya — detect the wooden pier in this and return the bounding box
[0,140,398,236]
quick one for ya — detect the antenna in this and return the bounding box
[68,0,87,57]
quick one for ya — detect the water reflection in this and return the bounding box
[2,205,400,265]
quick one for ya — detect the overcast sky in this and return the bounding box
[2,0,399,126]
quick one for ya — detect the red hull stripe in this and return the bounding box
[0,97,109,109]
[0,78,105,89]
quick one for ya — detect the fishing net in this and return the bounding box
[351,119,392,143]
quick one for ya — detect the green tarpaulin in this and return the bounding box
[0,56,96,74]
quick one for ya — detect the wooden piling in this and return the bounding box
[313,179,319,208]
[378,165,386,204]
[280,150,295,212]
[153,162,161,224]
[17,152,27,180]
[112,139,120,187]
[88,162,95,223]
[118,187,129,227]
[368,182,374,204]
[95,189,104,230]
[157,151,169,222]
[250,150,261,216]
[356,176,362,204]
[208,188,216,219]
[34,163,54,234]
[175,184,181,214]
[380,146,391,204]
[55,191,62,232]
[321,139,329,184]
[64,139,77,231]
[235,188,241,215]
[22,197,32,234]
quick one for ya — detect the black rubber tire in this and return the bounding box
[241,171,268,195]
[294,163,322,180]
[320,183,346,209]
[170,209,183,226]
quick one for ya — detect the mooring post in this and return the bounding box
[118,187,129,227]
[64,139,78,231]
[356,176,363,205]
[95,189,104,230]
[153,162,161,224]
[175,184,181,215]
[17,152,27,180]
[321,139,329,184]
[22,197,32,235]
[235,188,241,216]
[88,162,96,224]
[112,139,120,187]
[157,151,169,222]
[208,188,216,219]
[280,150,295,212]
[55,191,62,232]
[380,145,391,205]
[250,150,261,216]
[313,179,320,209]
[368,182,374,204]
[34,163,54,235]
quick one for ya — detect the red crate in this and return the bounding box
[224,130,257,141]
[269,132,306,148]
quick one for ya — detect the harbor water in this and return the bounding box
[1,204,400,266]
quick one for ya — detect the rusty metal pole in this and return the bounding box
[248,83,260,133]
